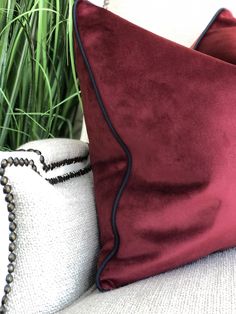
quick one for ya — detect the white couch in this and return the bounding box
[59,180,236,314]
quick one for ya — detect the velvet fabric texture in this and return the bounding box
[194,8,236,64]
[73,0,236,291]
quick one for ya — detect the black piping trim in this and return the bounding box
[46,165,91,185]
[17,148,89,172]
[193,8,226,50]
[73,0,132,292]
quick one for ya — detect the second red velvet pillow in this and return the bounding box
[194,8,236,64]
[73,0,236,291]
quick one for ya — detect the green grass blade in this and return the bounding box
[0,0,83,150]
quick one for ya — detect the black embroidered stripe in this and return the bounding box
[46,165,92,185]
[17,148,89,172]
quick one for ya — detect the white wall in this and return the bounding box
[89,0,104,7]
[108,0,236,47]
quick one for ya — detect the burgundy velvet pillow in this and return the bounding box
[194,8,236,64]
[73,0,236,291]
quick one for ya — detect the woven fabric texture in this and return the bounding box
[61,247,236,314]
[0,139,99,314]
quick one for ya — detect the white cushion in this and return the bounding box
[61,247,236,314]
[0,139,99,313]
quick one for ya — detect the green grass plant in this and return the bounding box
[0,0,82,151]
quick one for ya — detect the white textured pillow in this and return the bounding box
[0,139,99,314]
